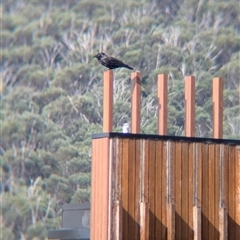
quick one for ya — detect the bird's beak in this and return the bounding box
[93,54,97,58]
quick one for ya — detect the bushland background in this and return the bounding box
[1,0,239,239]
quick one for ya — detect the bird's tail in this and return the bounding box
[124,64,134,70]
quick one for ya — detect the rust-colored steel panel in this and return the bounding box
[131,72,141,134]
[158,74,168,135]
[185,76,196,137]
[103,70,113,132]
[212,77,223,139]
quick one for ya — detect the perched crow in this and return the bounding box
[93,52,134,70]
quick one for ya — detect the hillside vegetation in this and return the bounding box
[1,0,239,239]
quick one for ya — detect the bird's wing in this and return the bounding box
[108,57,125,68]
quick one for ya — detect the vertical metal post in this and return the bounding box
[131,71,141,133]
[185,76,196,137]
[158,74,168,135]
[103,70,113,132]
[212,77,223,138]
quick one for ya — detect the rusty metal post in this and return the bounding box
[131,71,141,133]
[158,74,168,135]
[212,77,223,138]
[103,70,113,132]
[185,76,196,137]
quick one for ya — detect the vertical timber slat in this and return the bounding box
[90,138,110,240]
[235,146,240,238]
[143,140,149,239]
[140,202,149,240]
[115,139,123,239]
[155,140,163,239]
[131,71,141,133]
[175,142,182,239]
[167,204,175,240]
[195,143,203,207]
[219,207,228,240]
[92,122,239,240]
[135,139,141,239]
[108,139,113,240]
[202,143,209,239]
[122,139,129,239]
[188,143,194,239]
[102,138,110,240]
[214,144,220,239]
[185,76,196,137]
[212,77,223,139]
[148,140,156,238]
[219,144,229,240]
[193,143,202,240]
[90,139,97,240]
[158,74,168,135]
[167,141,175,240]
[103,70,113,132]
[229,145,235,239]
[162,142,167,239]
[193,206,201,240]
[208,144,215,240]
[128,139,136,239]
[113,201,122,240]
[181,142,189,239]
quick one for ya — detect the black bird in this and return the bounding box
[93,52,134,70]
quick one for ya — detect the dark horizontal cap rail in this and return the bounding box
[92,132,240,145]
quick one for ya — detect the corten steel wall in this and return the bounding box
[90,133,240,240]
